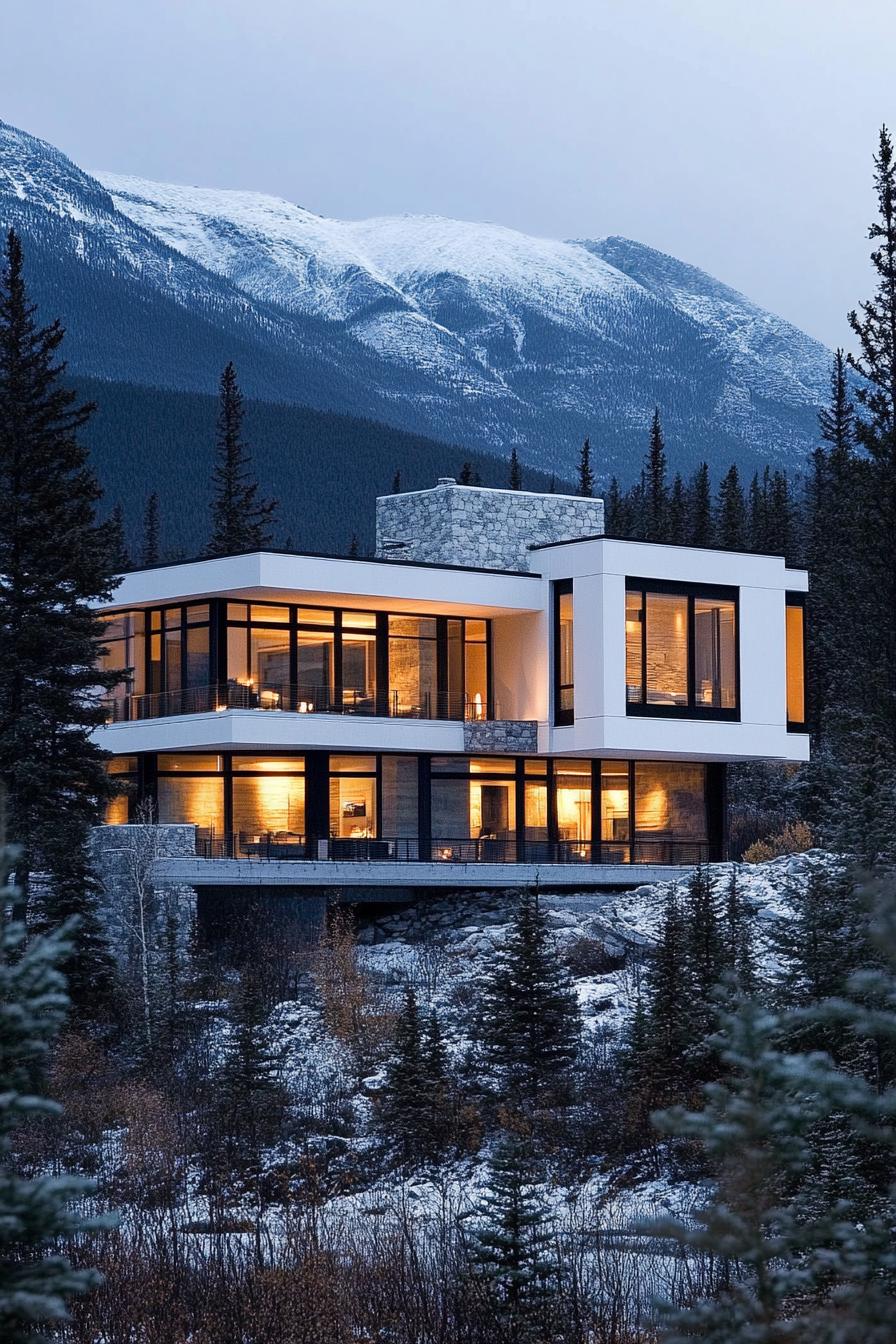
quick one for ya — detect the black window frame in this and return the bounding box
[553,579,574,726]
[625,577,740,722]
[785,590,808,732]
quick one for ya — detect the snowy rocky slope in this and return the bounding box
[0,117,832,479]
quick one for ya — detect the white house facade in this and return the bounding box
[93,480,809,887]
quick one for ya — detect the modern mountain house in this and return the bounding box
[94,480,809,889]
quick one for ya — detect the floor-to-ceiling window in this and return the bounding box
[553,581,574,725]
[785,594,806,729]
[329,755,378,845]
[555,760,592,858]
[626,581,738,718]
[430,757,517,860]
[231,756,305,848]
[634,762,707,862]
[388,616,438,717]
[156,753,225,840]
[98,612,145,720]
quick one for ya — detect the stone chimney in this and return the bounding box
[375,478,604,571]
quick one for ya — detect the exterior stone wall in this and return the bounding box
[464,718,538,754]
[376,479,604,571]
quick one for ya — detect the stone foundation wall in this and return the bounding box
[376,479,604,571]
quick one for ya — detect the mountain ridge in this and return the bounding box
[1,117,833,481]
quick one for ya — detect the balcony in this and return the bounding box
[103,683,499,725]
[194,831,712,866]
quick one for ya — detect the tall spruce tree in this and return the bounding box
[690,462,714,546]
[847,126,896,746]
[577,436,595,497]
[140,491,161,566]
[205,362,278,556]
[642,407,668,539]
[0,231,119,1012]
[467,1133,560,1343]
[108,504,130,572]
[458,461,474,485]
[668,472,688,544]
[716,464,748,550]
[391,469,402,493]
[508,447,523,491]
[0,843,105,1340]
[476,889,581,1105]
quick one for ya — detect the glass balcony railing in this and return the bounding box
[103,683,498,724]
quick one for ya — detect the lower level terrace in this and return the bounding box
[105,750,727,869]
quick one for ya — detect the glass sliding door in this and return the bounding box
[555,760,592,859]
[231,757,305,853]
[342,612,377,714]
[600,763,630,862]
[633,762,707,863]
[388,616,438,717]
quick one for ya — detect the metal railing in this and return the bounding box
[104,683,497,724]
[193,832,711,866]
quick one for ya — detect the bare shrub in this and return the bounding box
[743,818,814,863]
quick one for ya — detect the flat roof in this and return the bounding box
[529,531,797,563]
[118,546,540,581]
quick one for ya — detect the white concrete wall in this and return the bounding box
[537,537,809,763]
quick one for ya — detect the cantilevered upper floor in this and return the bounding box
[94,479,809,766]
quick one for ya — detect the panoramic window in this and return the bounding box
[785,594,806,729]
[626,580,738,718]
[553,581,574,725]
[388,616,438,717]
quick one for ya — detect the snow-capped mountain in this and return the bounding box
[0,118,832,479]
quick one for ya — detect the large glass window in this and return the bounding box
[634,762,707,862]
[786,596,806,729]
[554,581,574,724]
[600,763,631,863]
[626,582,738,718]
[694,598,736,710]
[98,612,145,718]
[388,616,438,717]
[465,620,489,720]
[232,758,305,845]
[430,757,516,860]
[105,755,137,824]
[156,754,224,838]
[329,755,377,840]
[555,760,592,852]
[342,613,377,713]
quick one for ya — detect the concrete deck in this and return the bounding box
[152,856,690,891]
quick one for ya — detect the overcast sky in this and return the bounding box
[3,0,893,347]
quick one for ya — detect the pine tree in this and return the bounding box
[348,533,360,558]
[667,472,687,544]
[477,890,581,1105]
[205,362,278,556]
[508,448,523,491]
[214,968,287,1169]
[0,230,119,1014]
[723,866,756,994]
[605,477,624,534]
[458,461,474,485]
[577,437,594,497]
[847,126,896,747]
[109,503,130,572]
[0,844,105,1340]
[690,462,714,546]
[642,891,693,1104]
[716,464,748,550]
[141,491,161,566]
[391,469,402,494]
[547,473,556,493]
[652,994,850,1344]
[643,408,668,539]
[466,1133,560,1342]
